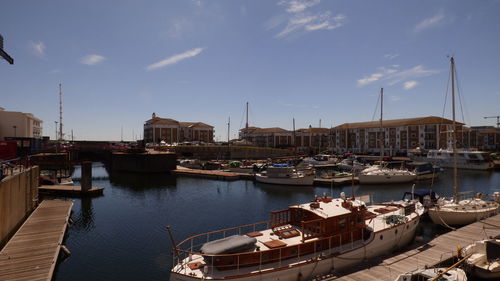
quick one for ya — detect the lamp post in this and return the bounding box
[12,125,17,137]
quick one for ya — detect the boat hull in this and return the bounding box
[170,216,421,281]
[428,205,498,226]
[411,156,493,170]
[254,174,314,186]
[358,174,416,184]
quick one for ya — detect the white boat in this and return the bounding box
[427,57,499,227]
[407,162,443,181]
[461,239,500,279]
[255,164,314,186]
[408,148,493,170]
[170,194,424,281]
[358,88,416,184]
[395,267,467,281]
[358,165,416,184]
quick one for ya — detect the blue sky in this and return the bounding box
[1,0,500,141]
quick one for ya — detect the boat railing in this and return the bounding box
[172,228,367,275]
[176,221,270,253]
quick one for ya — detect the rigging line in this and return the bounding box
[371,92,381,122]
[454,64,468,126]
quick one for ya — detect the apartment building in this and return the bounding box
[0,108,43,139]
[143,113,214,144]
[331,116,463,155]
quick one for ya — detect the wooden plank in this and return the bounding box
[322,214,500,281]
[0,199,73,281]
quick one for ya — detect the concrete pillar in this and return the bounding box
[81,161,92,192]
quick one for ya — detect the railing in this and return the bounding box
[0,158,29,180]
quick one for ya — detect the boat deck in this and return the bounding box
[322,214,500,280]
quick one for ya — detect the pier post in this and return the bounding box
[81,161,92,192]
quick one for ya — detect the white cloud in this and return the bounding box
[80,54,105,65]
[30,41,46,58]
[271,1,345,38]
[415,13,445,32]
[167,18,191,38]
[280,0,321,13]
[403,81,418,90]
[146,47,204,71]
[384,54,399,60]
[358,65,439,87]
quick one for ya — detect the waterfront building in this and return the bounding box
[331,116,464,156]
[0,108,43,139]
[463,126,500,151]
[143,113,214,144]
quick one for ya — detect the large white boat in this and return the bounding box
[461,239,500,279]
[358,165,416,184]
[255,164,314,186]
[169,194,424,281]
[408,148,493,170]
[427,57,499,227]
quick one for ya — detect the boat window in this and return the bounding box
[468,154,478,160]
[339,219,346,229]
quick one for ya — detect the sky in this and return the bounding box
[1,0,500,141]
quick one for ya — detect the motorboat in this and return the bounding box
[461,239,500,279]
[395,267,467,281]
[255,164,314,186]
[358,165,416,184]
[337,157,367,173]
[427,57,499,227]
[406,162,443,181]
[227,161,257,174]
[408,147,493,170]
[401,189,439,210]
[170,193,424,281]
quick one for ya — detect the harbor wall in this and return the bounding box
[0,166,39,247]
[111,152,177,173]
[170,145,294,160]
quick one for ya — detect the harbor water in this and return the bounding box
[51,164,500,281]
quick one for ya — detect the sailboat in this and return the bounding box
[427,57,499,226]
[358,88,417,184]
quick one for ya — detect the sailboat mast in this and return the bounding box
[293,118,296,151]
[451,57,458,203]
[379,88,384,163]
[227,116,230,145]
[59,84,63,141]
[245,102,249,144]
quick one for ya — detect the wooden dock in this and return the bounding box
[39,185,104,197]
[322,214,500,281]
[172,168,241,181]
[0,199,73,281]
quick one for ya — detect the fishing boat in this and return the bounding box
[408,147,493,170]
[358,88,416,184]
[394,267,467,281]
[427,57,499,227]
[461,239,500,279]
[169,193,424,281]
[255,164,314,186]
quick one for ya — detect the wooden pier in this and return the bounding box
[0,199,73,281]
[172,168,241,181]
[322,214,500,281]
[39,184,104,197]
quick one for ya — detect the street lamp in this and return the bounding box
[13,125,17,137]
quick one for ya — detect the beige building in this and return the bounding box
[143,113,214,144]
[0,108,43,140]
[331,116,462,155]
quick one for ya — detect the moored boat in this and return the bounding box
[461,239,500,279]
[169,194,424,281]
[358,165,416,184]
[394,267,467,281]
[255,164,314,186]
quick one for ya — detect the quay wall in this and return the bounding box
[169,145,294,160]
[0,166,39,247]
[111,152,177,173]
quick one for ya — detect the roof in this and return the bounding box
[333,116,464,130]
[291,197,364,219]
[296,127,329,133]
[240,126,259,132]
[251,127,291,134]
[180,122,214,128]
[145,117,180,125]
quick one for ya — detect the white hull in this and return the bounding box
[358,174,416,184]
[170,216,420,281]
[428,201,498,226]
[462,239,500,279]
[412,156,493,170]
[255,174,314,186]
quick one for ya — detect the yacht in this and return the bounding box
[408,148,493,170]
[255,164,314,186]
[170,194,424,281]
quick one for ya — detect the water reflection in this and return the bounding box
[72,196,95,231]
[109,171,177,190]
